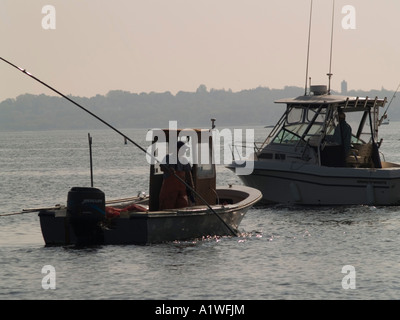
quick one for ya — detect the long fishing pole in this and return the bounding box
[0,57,238,236]
[0,57,148,154]
[379,83,400,125]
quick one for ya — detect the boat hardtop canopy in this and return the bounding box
[256,87,389,169]
[275,94,387,111]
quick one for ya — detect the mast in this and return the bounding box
[327,0,335,94]
[304,0,313,96]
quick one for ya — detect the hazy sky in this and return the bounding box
[1,0,400,102]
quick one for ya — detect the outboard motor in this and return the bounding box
[67,187,105,245]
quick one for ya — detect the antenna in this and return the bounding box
[304,0,313,96]
[88,133,94,187]
[327,0,335,94]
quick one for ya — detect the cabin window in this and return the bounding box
[307,107,326,123]
[259,153,273,159]
[275,153,286,160]
[287,107,303,124]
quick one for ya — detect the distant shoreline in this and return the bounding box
[1,86,398,131]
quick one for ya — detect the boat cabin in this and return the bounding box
[258,86,387,168]
[148,129,217,211]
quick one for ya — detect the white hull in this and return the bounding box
[232,161,400,206]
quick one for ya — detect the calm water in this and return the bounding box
[1,125,400,300]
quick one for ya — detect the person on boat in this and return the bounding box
[159,141,195,210]
[332,111,352,153]
[326,110,352,166]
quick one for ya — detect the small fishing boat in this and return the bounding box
[0,57,261,246]
[227,85,400,206]
[38,128,262,246]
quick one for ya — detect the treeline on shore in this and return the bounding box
[0,85,397,131]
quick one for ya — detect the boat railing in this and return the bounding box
[229,142,257,161]
[254,141,264,153]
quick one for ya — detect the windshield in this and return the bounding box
[272,105,326,145]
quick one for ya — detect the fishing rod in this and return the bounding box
[0,57,238,236]
[0,205,63,217]
[0,57,149,155]
[0,195,151,217]
[379,83,400,126]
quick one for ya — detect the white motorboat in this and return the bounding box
[227,85,400,206]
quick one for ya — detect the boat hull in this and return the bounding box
[38,185,262,246]
[229,161,400,206]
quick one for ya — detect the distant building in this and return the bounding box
[341,80,348,94]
